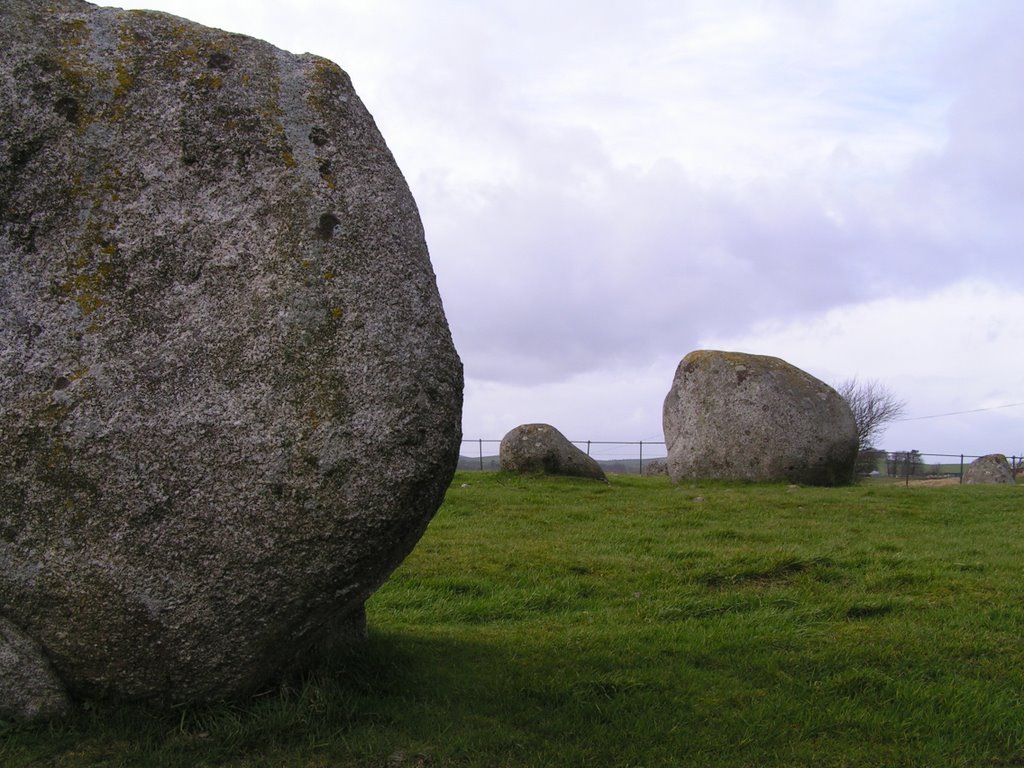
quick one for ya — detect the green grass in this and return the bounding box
[5,472,1024,767]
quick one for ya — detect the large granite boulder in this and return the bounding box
[0,0,462,717]
[963,454,1016,484]
[500,424,607,481]
[663,350,857,485]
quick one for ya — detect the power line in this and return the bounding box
[895,402,1024,422]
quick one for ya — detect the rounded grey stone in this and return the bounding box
[663,350,857,486]
[0,617,71,722]
[642,458,668,476]
[499,424,607,482]
[963,454,1016,485]
[0,0,462,709]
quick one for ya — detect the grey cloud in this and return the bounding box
[381,5,1024,389]
[100,0,1024,450]
[426,143,889,385]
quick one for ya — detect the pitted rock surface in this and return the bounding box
[0,616,71,721]
[499,424,607,481]
[0,0,462,712]
[963,454,1016,485]
[663,350,857,485]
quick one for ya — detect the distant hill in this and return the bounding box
[457,454,502,471]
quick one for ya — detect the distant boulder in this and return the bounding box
[663,350,858,486]
[963,454,1016,485]
[643,459,668,476]
[500,424,607,481]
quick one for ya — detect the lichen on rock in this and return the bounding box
[663,350,857,486]
[499,423,607,482]
[963,454,1016,485]
[0,0,462,716]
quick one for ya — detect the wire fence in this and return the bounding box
[459,439,666,474]
[460,439,1023,480]
[882,451,1023,485]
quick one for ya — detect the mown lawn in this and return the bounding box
[4,472,1024,767]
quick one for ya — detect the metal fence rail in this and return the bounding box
[884,451,1022,484]
[460,439,1022,479]
[460,438,667,473]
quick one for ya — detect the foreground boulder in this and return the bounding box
[963,454,1016,485]
[500,424,607,481]
[663,350,857,485]
[0,0,462,716]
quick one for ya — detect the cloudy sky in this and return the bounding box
[113,0,1023,461]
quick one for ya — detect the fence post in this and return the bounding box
[959,454,964,484]
[479,438,483,471]
[586,440,591,456]
[639,441,644,475]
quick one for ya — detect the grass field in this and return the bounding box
[4,472,1024,767]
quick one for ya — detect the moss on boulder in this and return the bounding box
[0,0,462,716]
[663,350,857,486]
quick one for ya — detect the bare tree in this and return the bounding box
[835,377,907,453]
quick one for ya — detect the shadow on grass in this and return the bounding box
[7,617,1024,768]
[2,629,696,768]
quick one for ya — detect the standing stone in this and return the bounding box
[0,0,462,714]
[663,350,857,485]
[963,454,1016,485]
[500,424,607,481]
